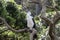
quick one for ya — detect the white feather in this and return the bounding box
[26,11,34,30]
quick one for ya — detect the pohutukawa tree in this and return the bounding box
[0,0,37,40]
[0,0,60,40]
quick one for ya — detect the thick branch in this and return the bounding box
[46,4,60,24]
[28,1,39,4]
[53,13,60,24]
[46,5,58,14]
[0,17,29,33]
[30,28,37,40]
[0,17,37,40]
[49,24,55,40]
[40,16,53,24]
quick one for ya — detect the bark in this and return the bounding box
[40,0,60,40]
[30,0,60,40]
[0,17,29,33]
[30,28,37,40]
[40,8,60,40]
[1,0,60,40]
[0,17,37,40]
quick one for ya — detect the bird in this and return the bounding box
[26,10,37,40]
[26,10,36,31]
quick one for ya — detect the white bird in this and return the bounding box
[26,11,34,30]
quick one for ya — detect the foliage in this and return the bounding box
[0,0,60,40]
[5,2,27,29]
[0,0,29,40]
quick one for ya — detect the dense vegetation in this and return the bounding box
[0,0,60,40]
[0,0,29,40]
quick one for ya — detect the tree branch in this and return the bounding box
[40,16,53,24]
[0,17,29,33]
[46,5,58,13]
[28,1,39,4]
[53,13,60,24]
[30,28,37,40]
[0,17,38,40]
[49,23,55,40]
